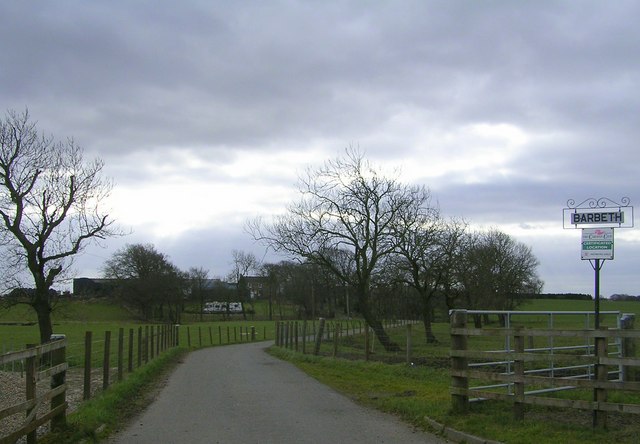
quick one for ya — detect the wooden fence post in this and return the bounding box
[406,324,413,365]
[187,326,191,348]
[50,337,67,430]
[314,318,326,356]
[103,330,111,391]
[128,329,134,373]
[451,309,469,414]
[365,326,370,361]
[219,326,223,345]
[137,327,142,368]
[155,325,160,356]
[251,326,256,341]
[118,328,124,382]
[25,344,36,444]
[84,331,92,400]
[621,314,636,382]
[295,322,299,351]
[144,326,150,363]
[593,330,608,429]
[150,326,155,359]
[333,323,340,357]
[513,328,525,421]
[285,322,290,349]
[302,321,308,354]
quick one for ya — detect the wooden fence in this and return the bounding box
[275,319,417,361]
[450,310,640,428]
[82,324,179,400]
[0,339,67,444]
[0,325,179,444]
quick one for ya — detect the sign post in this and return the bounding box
[564,197,633,329]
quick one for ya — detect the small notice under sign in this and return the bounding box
[581,228,614,260]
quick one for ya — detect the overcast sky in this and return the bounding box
[1,1,638,296]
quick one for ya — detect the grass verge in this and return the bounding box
[39,346,189,443]
[268,346,638,444]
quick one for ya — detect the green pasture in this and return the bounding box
[0,300,277,369]
[2,297,639,443]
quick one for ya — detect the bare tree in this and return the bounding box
[454,229,543,326]
[188,267,209,321]
[228,250,259,320]
[0,109,118,343]
[249,147,431,352]
[103,244,184,322]
[394,214,467,343]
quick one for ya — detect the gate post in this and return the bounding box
[314,318,326,355]
[26,344,36,444]
[451,310,469,414]
[513,328,525,421]
[406,323,413,365]
[593,330,608,429]
[50,336,67,430]
[621,314,636,382]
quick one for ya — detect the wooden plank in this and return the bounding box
[0,403,67,444]
[525,394,593,410]
[599,356,640,367]
[0,340,66,366]
[37,362,68,381]
[0,384,66,420]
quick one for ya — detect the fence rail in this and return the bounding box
[0,339,67,444]
[450,309,639,428]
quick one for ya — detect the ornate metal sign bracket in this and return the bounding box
[563,197,633,229]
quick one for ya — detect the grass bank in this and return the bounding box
[269,346,638,444]
[40,346,189,443]
[270,300,640,444]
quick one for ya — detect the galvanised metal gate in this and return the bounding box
[457,309,625,400]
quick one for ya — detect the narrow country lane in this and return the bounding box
[110,341,448,444]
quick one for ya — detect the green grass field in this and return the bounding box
[2,297,639,443]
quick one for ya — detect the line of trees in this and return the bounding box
[0,110,543,347]
[248,147,542,351]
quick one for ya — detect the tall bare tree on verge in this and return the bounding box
[454,229,543,327]
[228,250,259,320]
[0,109,117,343]
[394,213,467,343]
[248,147,430,352]
[188,267,209,321]
[103,243,184,322]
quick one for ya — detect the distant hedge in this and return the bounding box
[526,293,593,301]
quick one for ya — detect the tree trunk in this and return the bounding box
[421,303,438,344]
[34,298,53,344]
[358,291,400,352]
[367,316,401,352]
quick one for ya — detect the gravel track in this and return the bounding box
[109,342,447,444]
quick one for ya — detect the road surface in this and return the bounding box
[111,341,447,444]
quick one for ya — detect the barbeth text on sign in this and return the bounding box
[571,211,624,225]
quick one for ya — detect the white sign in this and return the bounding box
[581,228,614,260]
[571,211,624,225]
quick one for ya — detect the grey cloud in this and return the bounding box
[2,1,639,294]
